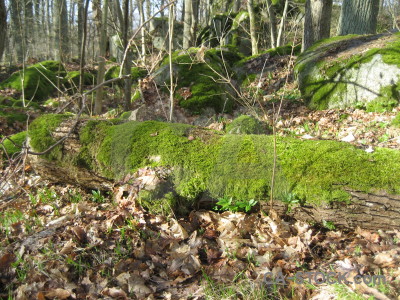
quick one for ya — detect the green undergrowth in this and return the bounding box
[27,115,400,212]
[65,71,95,91]
[295,33,400,110]
[160,49,234,114]
[0,61,65,101]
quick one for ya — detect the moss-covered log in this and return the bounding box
[23,114,400,230]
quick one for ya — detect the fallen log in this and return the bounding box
[24,114,400,230]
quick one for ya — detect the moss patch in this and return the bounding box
[158,49,234,114]
[28,114,71,160]
[225,115,269,134]
[1,131,27,157]
[29,116,400,212]
[0,61,65,101]
[65,71,95,88]
[104,66,147,85]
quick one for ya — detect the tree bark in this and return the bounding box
[54,0,69,61]
[338,0,380,35]
[247,0,259,55]
[10,0,24,62]
[183,0,193,48]
[26,117,400,231]
[302,0,333,51]
[266,0,278,49]
[123,0,132,111]
[0,0,6,61]
[94,0,109,115]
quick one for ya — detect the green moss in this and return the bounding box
[237,44,301,67]
[225,115,269,134]
[0,109,28,125]
[104,66,147,84]
[160,50,234,114]
[391,113,400,127]
[28,114,70,160]
[1,131,27,157]
[30,116,400,211]
[0,61,65,101]
[65,71,95,87]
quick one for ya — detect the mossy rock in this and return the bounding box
[0,107,29,125]
[29,115,400,211]
[0,61,65,101]
[1,131,27,157]
[104,66,147,85]
[295,33,400,111]
[154,49,235,114]
[226,115,269,134]
[65,71,95,88]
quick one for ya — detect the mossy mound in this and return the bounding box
[225,115,269,134]
[155,49,235,114]
[65,71,95,89]
[104,66,147,85]
[295,33,400,111]
[28,115,400,213]
[0,61,65,101]
[1,131,27,157]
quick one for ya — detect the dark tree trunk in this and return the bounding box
[302,0,333,51]
[0,0,6,61]
[338,0,380,35]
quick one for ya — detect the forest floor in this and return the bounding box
[1,59,400,299]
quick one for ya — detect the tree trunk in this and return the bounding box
[183,0,193,48]
[26,116,400,231]
[247,0,258,55]
[0,0,6,61]
[266,0,278,49]
[276,0,289,47]
[10,0,24,62]
[302,0,333,51]
[338,0,380,35]
[54,0,69,61]
[137,0,146,60]
[94,0,109,115]
[123,0,132,111]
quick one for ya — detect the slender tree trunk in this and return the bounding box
[169,3,175,121]
[190,0,200,47]
[338,0,380,35]
[302,0,333,51]
[79,0,90,94]
[24,0,34,56]
[0,0,6,61]
[123,0,132,111]
[183,0,193,48]
[94,0,109,115]
[137,0,146,60]
[266,0,277,49]
[276,0,289,47]
[247,0,258,55]
[10,0,24,62]
[54,0,69,61]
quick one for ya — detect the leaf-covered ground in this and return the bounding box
[0,164,399,299]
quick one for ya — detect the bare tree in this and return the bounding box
[54,0,69,61]
[338,0,380,35]
[183,0,199,48]
[247,0,258,55]
[302,0,333,51]
[94,0,110,115]
[0,0,6,61]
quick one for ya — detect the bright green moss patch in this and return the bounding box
[237,44,301,67]
[391,113,400,127]
[225,115,269,134]
[29,116,400,212]
[1,131,27,157]
[0,61,65,101]
[28,114,70,160]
